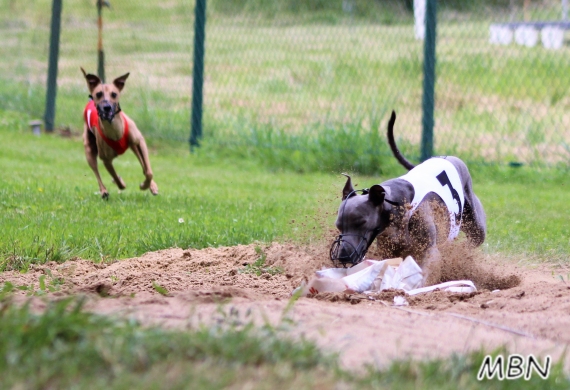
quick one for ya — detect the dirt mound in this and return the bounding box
[436,240,522,291]
[0,243,327,300]
[1,243,569,369]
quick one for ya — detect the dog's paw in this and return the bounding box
[140,180,158,195]
[113,177,126,190]
[150,181,159,196]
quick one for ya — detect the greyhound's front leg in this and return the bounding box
[131,138,158,195]
[84,127,109,199]
[410,203,443,286]
[420,246,443,286]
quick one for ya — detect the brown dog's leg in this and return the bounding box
[102,160,126,190]
[83,126,109,199]
[131,138,158,195]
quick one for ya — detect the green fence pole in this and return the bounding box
[97,0,111,82]
[190,0,207,151]
[420,0,437,161]
[44,0,63,133]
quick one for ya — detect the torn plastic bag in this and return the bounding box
[380,256,423,291]
[294,256,477,297]
[296,260,388,295]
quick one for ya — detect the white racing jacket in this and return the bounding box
[399,157,465,240]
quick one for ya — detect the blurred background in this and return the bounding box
[1,0,569,174]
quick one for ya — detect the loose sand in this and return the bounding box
[1,242,569,369]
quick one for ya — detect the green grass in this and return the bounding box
[1,1,568,168]
[0,296,335,389]
[0,115,335,270]
[1,111,569,269]
[0,296,567,389]
[2,3,569,386]
[239,245,284,276]
[203,107,412,175]
[475,168,570,260]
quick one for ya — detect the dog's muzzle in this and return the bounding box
[330,233,372,268]
[96,100,120,123]
[331,187,390,268]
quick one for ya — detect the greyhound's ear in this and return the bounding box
[81,67,101,93]
[113,73,130,91]
[368,185,386,206]
[341,173,355,200]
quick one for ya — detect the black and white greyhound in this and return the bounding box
[331,111,486,285]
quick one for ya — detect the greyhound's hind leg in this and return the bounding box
[461,182,486,246]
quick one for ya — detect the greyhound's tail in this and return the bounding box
[387,110,416,171]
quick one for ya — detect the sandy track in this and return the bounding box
[1,243,569,369]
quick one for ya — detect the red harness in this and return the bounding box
[83,100,130,155]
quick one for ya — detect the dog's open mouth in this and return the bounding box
[101,113,113,122]
[98,110,115,122]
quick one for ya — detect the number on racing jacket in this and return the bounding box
[436,170,462,223]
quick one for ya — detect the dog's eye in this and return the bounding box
[95,92,103,99]
[111,92,117,99]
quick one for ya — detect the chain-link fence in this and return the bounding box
[1,0,569,170]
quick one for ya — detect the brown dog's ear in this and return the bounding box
[341,173,355,200]
[81,67,101,93]
[368,185,386,206]
[113,73,130,91]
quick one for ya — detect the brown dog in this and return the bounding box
[81,68,158,199]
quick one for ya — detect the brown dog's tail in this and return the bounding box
[387,110,416,171]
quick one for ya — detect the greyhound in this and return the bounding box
[330,111,486,285]
[81,68,158,199]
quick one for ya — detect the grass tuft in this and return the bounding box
[0,296,568,388]
[202,109,412,176]
[239,246,284,276]
[0,297,335,389]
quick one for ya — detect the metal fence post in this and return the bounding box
[420,0,437,161]
[190,0,207,151]
[44,0,63,133]
[97,0,111,82]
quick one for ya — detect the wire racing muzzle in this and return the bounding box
[329,228,383,268]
